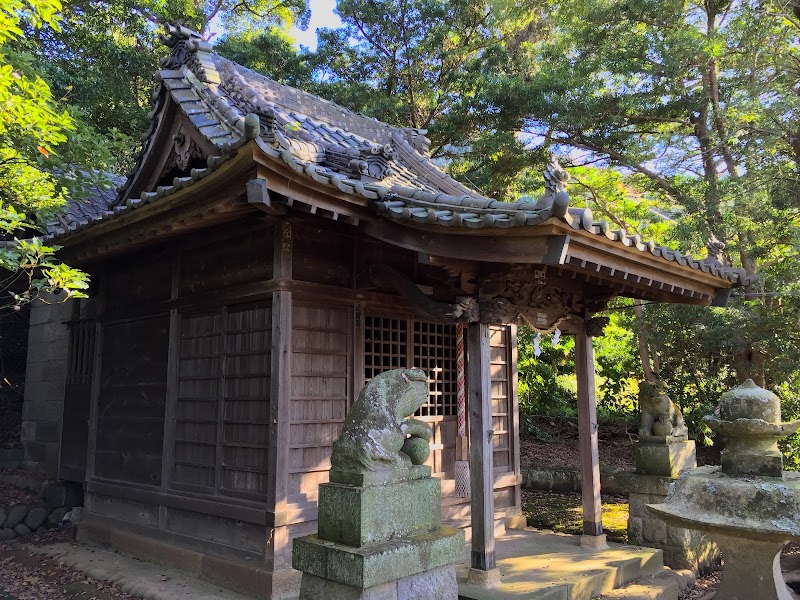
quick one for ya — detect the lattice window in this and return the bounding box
[364,315,407,384]
[363,314,456,417]
[66,319,96,386]
[413,321,457,417]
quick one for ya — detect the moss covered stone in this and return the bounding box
[318,477,441,547]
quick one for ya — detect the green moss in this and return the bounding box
[522,490,629,543]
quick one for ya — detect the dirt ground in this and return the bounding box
[0,481,37,507]
[0,530,142,600]
[519,417,721,472]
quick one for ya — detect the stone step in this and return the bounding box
[444,515,506,543]
[597,567,695,600]
[457,529,666,600]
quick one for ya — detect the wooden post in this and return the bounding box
[160,255,181,529]
[467,323,500,586]
[509,325,523,518]
[575,327,605,547]
[266,221,292,571]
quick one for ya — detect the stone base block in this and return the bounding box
[299,564,458,600]
[329,464,431,487]
[580,534,608,550]
[293,526,465,590]
[628,485,719,572]
[318,477,441,546]
[634,440,696,478]
[721,448,783,477]
[466,567,501,588]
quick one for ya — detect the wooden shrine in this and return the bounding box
[33,24,751,599]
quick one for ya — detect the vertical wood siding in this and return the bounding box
[96,316,170,486]
[60,317,96,481]
[490,325,513,473]
[288,303,351,500]
[173,302,272,501]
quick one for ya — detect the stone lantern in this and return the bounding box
[648,379,800,600]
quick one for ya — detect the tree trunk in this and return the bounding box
[633,301,658,383]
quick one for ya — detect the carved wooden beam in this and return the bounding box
[369,263,579,329]
[369,264,478,322]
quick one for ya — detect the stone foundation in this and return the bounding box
[0,482,81,540]
[22,298,73,476]
[299,564,457,600]
[627,474,718,572]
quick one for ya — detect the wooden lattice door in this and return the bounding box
[59,318,96,482]
[363,314,460,494]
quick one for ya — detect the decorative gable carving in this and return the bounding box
[158,122,209,182]
[323,143,396,181]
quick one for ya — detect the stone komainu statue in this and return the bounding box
[330,368,433,474]
[638,380,689,440]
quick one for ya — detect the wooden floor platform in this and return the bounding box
[457,529,664,600]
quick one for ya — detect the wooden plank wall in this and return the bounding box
[490,325,512,474]
[489,324,519,511]
[172,303,272,501]
[95,315,170,486]
[85,222,277,562]
[288,302,351,501]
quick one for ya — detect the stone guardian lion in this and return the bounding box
[331,368,433,474]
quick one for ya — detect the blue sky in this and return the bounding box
[291,0,342,49]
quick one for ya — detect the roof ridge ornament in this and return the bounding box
[324,142,396,181]
[403,128,431,155]
[535,156,570,218]
[704,234,726,266]
[543,156,569,193]
[158,23,219,84]
[159,24,203,69]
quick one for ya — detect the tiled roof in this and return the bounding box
[44,24,751,287]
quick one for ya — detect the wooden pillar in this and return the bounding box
[266,221,292,571]
[575,327,604,543]
[160,255,181,530]
[467,323,500,585]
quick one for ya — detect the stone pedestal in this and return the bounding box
[627,474,718,571]
[292,468,464,600]
[629,441,718,572]
[711,534,792,600]
[634,439,696,478]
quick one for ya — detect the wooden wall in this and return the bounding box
[288,302,351,501]
[84,221,277,562]
[96,315,170,485]
[59,315,96,482]
[173,302,272,501]
[76,213,523,573]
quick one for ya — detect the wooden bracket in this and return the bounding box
[246,178,286,215]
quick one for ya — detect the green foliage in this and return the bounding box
[308,0,549,199]
[0,204,88,309]
[0,0,98,308]
[19,0,309,164]
[215,27,314,87]
[517,326,575,424]
[593,303,641,418]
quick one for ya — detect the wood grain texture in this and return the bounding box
[575,328,603,536]
[468,323,496,571]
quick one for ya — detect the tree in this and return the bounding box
[0,0,98,309]
[308,0,550,199]
[215,27,314,88]
[485,0,800,387]
[17,0,310,169]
